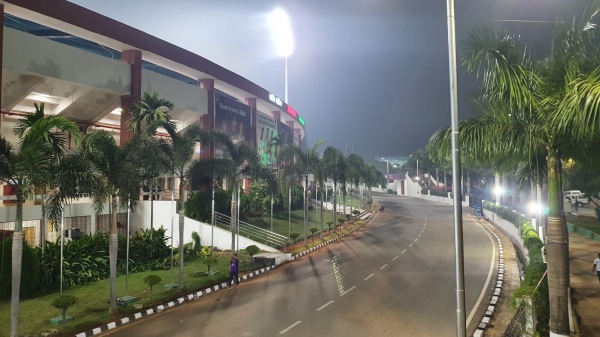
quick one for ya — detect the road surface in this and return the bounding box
[102,193,496,337]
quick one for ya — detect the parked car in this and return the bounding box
[563,190,590,207]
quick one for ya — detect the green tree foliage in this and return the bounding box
[184,189,231,222]
[289,231,300,242]
[51,294,77,319]
[199,247,218,274]
[0,238,41,300]
[244,245,260,260]
[143,275,162,302]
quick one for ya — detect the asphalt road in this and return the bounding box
[102,194,496,337]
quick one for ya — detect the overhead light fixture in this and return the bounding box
[111,108,122,115]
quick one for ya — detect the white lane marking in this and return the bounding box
[279,321,302,334]
[401,249,407,254]
[414,238,418,242]
[466,221,498,326]
[364,274,374,280]
[342,286,357,295]
[409,243,414,247]
[380,264,388,270]
[317,300,334,311]
[392,256,399,261]
[418,233,422,238]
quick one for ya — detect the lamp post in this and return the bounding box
[269,7,294,103]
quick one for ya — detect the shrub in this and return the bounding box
[352,210,361,218]
[245,245,260,260]
[337,217,345,226]
[143,275,162,302]
[289,231,300,242]
[51,294,77,319]
[0,238,41,299]
[199,247,218,274]
[326,221,333,230]
[309,226,319,236]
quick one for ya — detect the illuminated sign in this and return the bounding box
[287,105,298,118]
[269,93,283,106]
[298,116,305,126]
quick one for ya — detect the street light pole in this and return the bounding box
[446,0,466,336]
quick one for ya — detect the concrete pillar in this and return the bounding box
[245,98,257,148]
[200,79,215,158]
[120,50,142,145]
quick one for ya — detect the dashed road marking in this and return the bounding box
[342,286,357,296]
[279,321,302,334]
[392,256,399,261]
[401,249,407,254]
[317,301,334,311]
[380,264,388,270]
[364,274,374,280]
[409,243,414,247]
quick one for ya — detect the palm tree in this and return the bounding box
[81,130,141,315]
[322,147,346,229]
[158,123,210,289]
[127,92,176,230]
[346,154,366,214]
[187,132,266,252]
[428,7,600,334]
[279,141,325,245]
[127,91,175,136]
[0,103,80,337]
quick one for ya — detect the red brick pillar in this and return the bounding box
[120,50,142,145]
[200,79,215,158]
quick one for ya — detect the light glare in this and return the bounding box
[269,8,294,57]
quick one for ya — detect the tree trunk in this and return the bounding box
[230,182,238,252]
[303,175,308,245]
[332,181,337,229]
[178,176,185,290]
[40,195,46,256]
[546,151,570,336]
[10,198,23,337]
[108,196,118,316]
[319,186,324,239]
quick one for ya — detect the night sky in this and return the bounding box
[70,0,588,157]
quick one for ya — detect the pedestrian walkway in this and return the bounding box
[569,231,600,336]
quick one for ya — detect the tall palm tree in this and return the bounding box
[81,130,141,315]
[428,7,600,334]
[322,147,346,229]
[346,154,366,214]
[187,132,265,252]
[127,92,176,230]
[279,141,325,244]
[158,123,210,289]
[0,103,80,337]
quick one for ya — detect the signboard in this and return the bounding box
[214,93,252,145]
[257,111,277,166]
[278,122,293,146]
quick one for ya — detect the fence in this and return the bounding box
[503,299,535,337]
[212,212,287,249]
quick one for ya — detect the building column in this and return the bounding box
[120,50,142,145]
[0,5,4,112]
[200,79,215,159]
[245,98,257,148]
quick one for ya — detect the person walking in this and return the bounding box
[592,253,600,284]
[227,253,239,288]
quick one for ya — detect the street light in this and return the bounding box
[269,7,294,102]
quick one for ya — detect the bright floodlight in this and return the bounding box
[493,186,503,196]
[269,8,294,57]
[528,202,543,215]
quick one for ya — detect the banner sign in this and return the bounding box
[256,111,277,166]
[214,93,252,145]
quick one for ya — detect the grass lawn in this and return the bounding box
[246,196,366,238]
[1,199,372,337]
[566,214,600,234]
[0,251,256,337]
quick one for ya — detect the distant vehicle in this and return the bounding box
[563,190,589,207]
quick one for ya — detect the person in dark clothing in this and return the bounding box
[227,253,239,288]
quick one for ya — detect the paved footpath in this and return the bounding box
[569,232,600,336]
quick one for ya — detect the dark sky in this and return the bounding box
[70,0,588,157]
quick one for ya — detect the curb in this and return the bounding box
[77,211,377,336]
[472,222,504,337]
[75,266,275,337]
